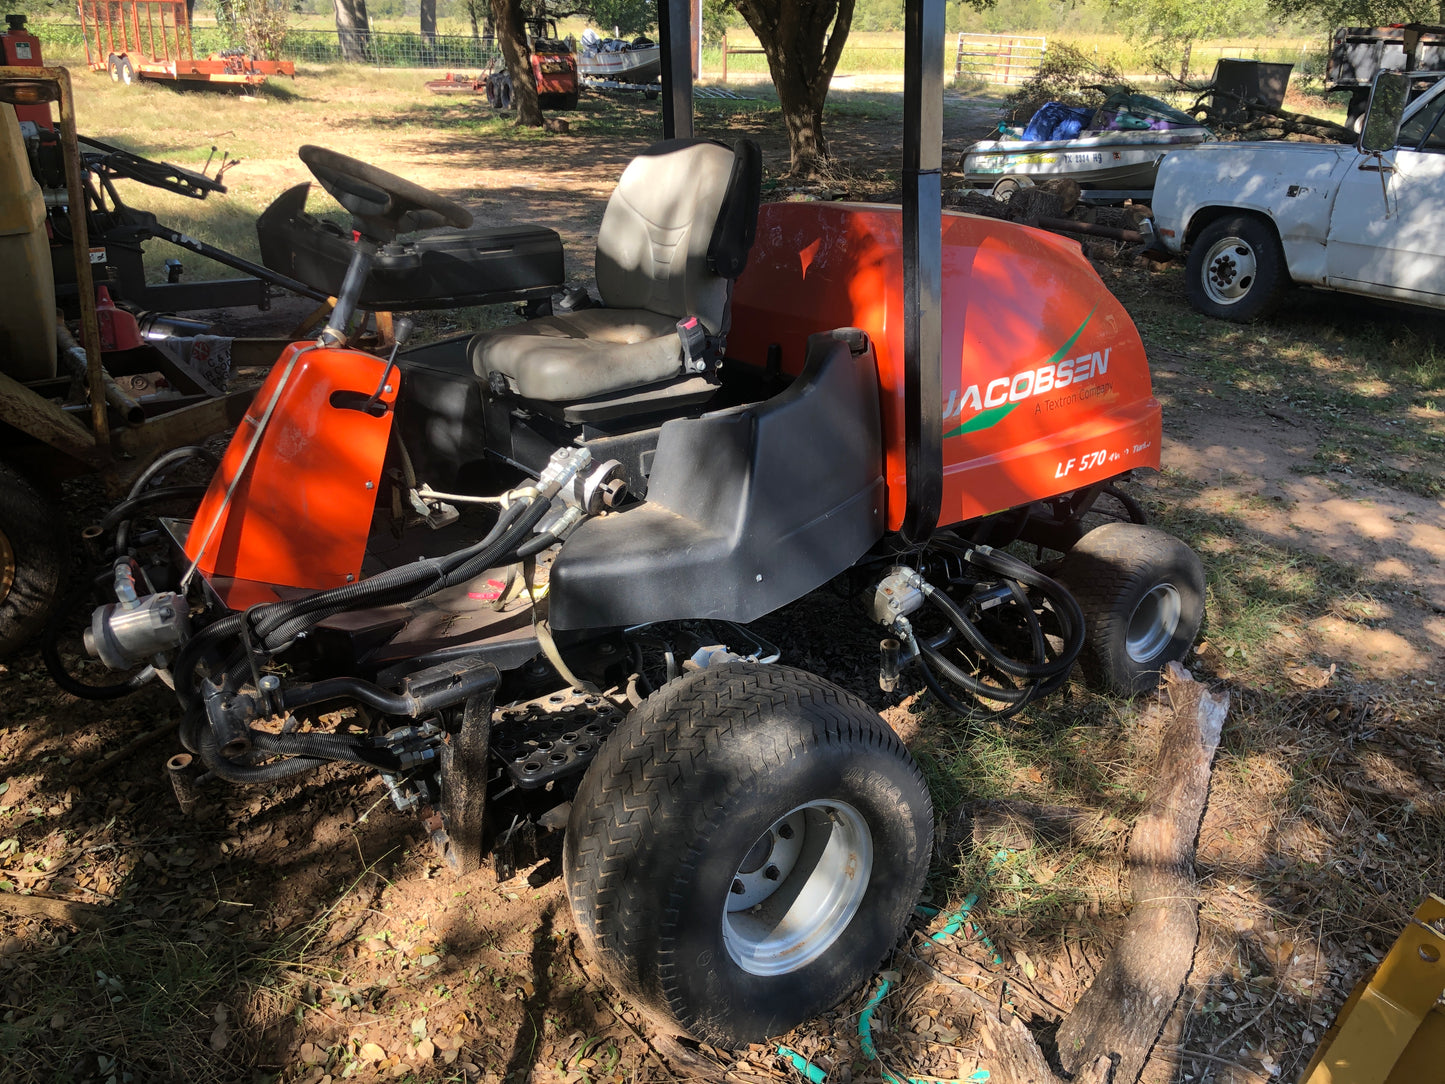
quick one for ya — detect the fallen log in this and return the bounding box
[1055,662,1229,1082]
[947,663,1228,1084]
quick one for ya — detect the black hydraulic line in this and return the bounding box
[256,497,547,648]
[513,529,560,559]
[97,485,211,533]
[116,446,219,553]
[174,498,539,713]
[250,730,401,770]
[198,720,324,784]
[899,0,945,546]
[42,606,157,700]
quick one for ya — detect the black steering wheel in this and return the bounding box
[298,144,473,241]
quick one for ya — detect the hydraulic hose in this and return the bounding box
[40,587,159,701]
[896,541,1088,719]
[197,717,325,784]
[115,446,220,553]
[97,485,212,534]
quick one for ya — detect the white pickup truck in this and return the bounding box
[1152,72,1445,320]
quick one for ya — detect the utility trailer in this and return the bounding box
[77,0,294,88]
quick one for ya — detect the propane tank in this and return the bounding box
[0,15,52,134]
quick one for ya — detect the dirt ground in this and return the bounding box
[2,68,1444,1084]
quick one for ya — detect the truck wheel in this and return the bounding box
[1185,214,1287,321]
[0,463,65,658]
[1055,523,1204,697]
[564,662,933,1048]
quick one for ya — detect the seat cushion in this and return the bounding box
[470,307,684,401]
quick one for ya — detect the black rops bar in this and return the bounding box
[659,0,693,139]
[900,0,945,545]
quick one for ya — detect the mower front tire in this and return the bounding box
[0,462,65,658]
[1057,523,1204,697]
[564,662,932,1048]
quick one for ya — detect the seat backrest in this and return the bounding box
[595,138,761,333]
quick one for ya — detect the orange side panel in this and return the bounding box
[729,202,1161,532]
[184,343,397,609]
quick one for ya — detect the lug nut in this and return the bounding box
[764,865,780,881]
[777,823,794,840]
[731,879,745,894]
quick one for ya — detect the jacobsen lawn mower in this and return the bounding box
[58,1,1204,1047]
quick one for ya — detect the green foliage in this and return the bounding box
[1265,0,1445,30]
[584,0,656,35]
[1005,39,1131,116]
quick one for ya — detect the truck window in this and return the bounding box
[1399,92,1445,150]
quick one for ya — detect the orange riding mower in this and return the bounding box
[55,136,1202,1047]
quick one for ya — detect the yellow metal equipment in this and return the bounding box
[1300,895,1445,1084]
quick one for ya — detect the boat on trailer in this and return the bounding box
[577,29,661,85]
[962,92,1211,203]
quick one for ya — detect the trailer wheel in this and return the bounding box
[0,462,65,659]
[107,54,122,82]
[118,56,136,86]
[564,662,932,1048]
[1056,523,1204,697]
[990,175,1033,202]
[1185,214,1287,321]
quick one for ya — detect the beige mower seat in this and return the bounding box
[470,138,761,403]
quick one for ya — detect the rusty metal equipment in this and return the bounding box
[1298,895,1445,1084]
[77,0,295,88]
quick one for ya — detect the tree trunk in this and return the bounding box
[733,0,857,177]
[420,0,436,43]
[333,0,370,63]
[1179,39,1192,83]
[491,0,543,127]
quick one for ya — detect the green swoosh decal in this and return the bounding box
[943,308,1096,438]
[945,403,1015,437]
[1046,306,1095,367]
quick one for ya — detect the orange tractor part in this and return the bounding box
[730,202,1160,533]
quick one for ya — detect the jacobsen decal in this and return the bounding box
[943,309,1109,437]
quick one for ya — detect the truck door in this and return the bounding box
[1325,88,1445,303]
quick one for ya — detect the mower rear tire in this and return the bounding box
[564,662,932,1048]
[1056,523,1204,697]
[0,462,65,658]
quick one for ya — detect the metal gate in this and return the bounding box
[955,33,1046,86]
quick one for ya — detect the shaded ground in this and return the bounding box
[3,63,1443,1084]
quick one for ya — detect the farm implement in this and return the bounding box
[29,0,1219,1049]
[77,0,294,88]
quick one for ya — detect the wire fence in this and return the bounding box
[37,22,502,69]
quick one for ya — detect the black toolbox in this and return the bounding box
[257,183,566,309]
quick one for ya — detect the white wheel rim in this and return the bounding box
[722,800,873,977]
[1126,583,1182,663]
[1201,235,1258,305]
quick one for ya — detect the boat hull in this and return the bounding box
[962,130,1211,190]
[578,45,661,84]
